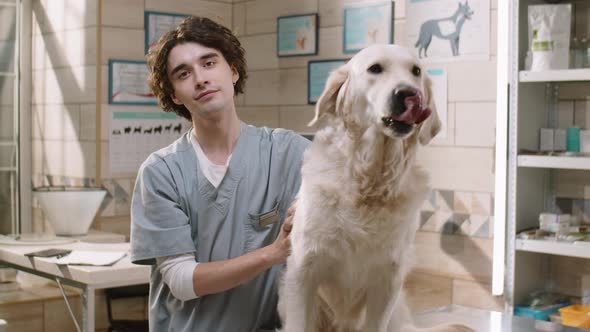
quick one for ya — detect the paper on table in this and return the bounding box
[42,250,127,266]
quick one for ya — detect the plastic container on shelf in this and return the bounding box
[559,304,590,328]
[514,303,570,321]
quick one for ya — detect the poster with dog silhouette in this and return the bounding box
[110,111,188,173]
[407,0,489,62]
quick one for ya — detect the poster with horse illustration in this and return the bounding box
[406,0,489,62]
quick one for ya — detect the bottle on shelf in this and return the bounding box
[570,37,579,69]
[575,36,588,69]
[583,45,590,69]
[525,51,533,71]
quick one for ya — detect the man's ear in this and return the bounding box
[231,65,239,85]
[419,75,441,145]
[308,63,350,127]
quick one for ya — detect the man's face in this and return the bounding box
[167,42,239,119]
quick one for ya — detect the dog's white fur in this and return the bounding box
[278,45,475,332]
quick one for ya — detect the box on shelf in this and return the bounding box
[539,213,570,234]
[559,304,590,328]
[555,128,567,151]
[540,128,554,151]
[538,128,577,152]
[581,130,590,153]
[567,127,581,152]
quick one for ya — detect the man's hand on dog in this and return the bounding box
[268,202,296,265]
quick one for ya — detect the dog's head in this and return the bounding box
[309,44,441,145]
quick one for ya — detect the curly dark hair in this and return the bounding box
[146,16,247,121]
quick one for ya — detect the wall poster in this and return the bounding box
[407,0,490,62]
[110,111,189,173]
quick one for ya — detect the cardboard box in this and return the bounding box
[539,213,570,233]
[554,128,567,151]
[580,130,590,153]
[540,128,554,151]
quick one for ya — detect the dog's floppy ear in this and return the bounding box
[308,63,350,127]
[419,75,442,145]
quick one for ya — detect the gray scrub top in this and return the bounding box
[130,122,309,332]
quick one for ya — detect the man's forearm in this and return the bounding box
[192,244,281,296]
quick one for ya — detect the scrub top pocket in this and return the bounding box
[245,201,282,252]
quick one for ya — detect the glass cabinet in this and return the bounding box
[0,0,30,235]
[0,0,19,235]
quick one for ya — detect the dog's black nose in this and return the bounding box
[392,86,418,115]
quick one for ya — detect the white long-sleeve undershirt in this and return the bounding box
[156,254,199,301]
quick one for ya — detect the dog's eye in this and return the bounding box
[411,65,421,77]
[367,64,383,74]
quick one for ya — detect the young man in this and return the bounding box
[130,16,309,331]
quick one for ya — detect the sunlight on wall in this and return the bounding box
[31,0,94,181]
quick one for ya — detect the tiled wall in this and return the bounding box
[420,189,494,238]
[29,0,502,316]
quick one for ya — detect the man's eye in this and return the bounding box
[205,61,215,67]
[178,71,189,79]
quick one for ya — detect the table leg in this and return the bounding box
[82,286,96,332]
[56,278,82,332]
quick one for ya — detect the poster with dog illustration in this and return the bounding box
[110,111,188,173]
[407,0,489,62]
[343,1,393,54]
[277,14,318,57]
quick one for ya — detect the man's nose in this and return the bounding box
[193,69,209,88]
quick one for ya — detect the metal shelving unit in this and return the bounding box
[516,239,590,259]
[519,69,590,82]
[517,155,590,170]
[505,0,590,310]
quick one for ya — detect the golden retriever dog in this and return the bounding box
[278,45,475,332]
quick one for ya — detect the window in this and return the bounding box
[0,0,31,235]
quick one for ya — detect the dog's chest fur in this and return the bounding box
[290,124,430,324]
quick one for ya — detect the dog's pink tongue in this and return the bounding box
[414,107,432,124]
[393,94,432,125]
